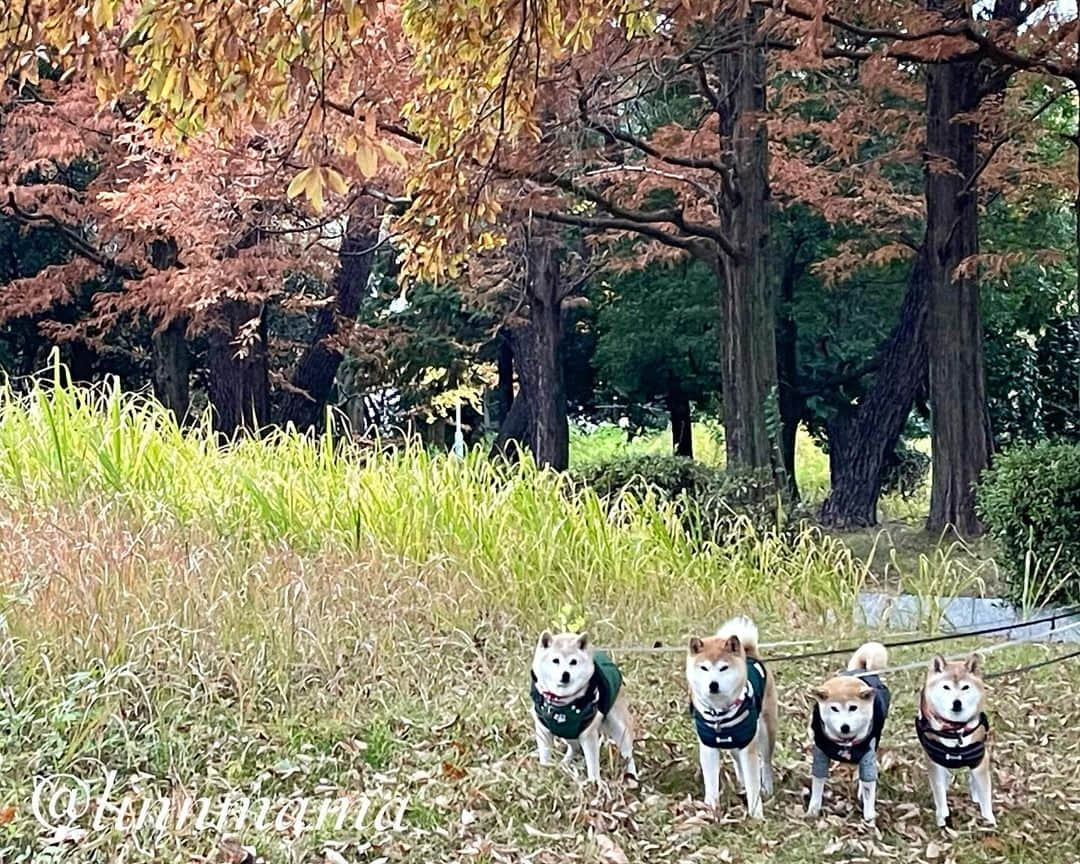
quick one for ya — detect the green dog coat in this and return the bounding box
[530,651,623,739]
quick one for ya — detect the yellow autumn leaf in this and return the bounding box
[324,167,348,196]
[356,143,378,178]
[286,167,314,200]
[307,169,326,212]
[380,140,408,169]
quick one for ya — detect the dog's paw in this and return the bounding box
[982,813,998,827]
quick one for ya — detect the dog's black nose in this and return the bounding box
[952,699,963,713]
[560,671,570,684]
[840,723,850,735]
[708,681,720,694]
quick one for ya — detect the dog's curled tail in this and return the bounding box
[717,616,760,657]
[847,641,888,672]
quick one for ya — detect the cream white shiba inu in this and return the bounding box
[530,631,637,782]
[686,616,777,819]
[807,642,891,823]
[916,653,994,827]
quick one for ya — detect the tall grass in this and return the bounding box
[0,364,869,639]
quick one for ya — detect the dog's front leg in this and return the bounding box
[737,744,764,819]
[807,747,828,817]
[699,741,721,808]
[859,780,877,823]
[534,713,556,766]
[858,749,878,823]
[580,721,603,782]
[561,739,581,766]
[969,756,996,826]
[927,759,951,827]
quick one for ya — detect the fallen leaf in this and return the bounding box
[597,833,629,864]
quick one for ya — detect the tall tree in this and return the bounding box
[923,0,991,535]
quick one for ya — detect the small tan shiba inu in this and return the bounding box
[686,616,777,819]
[807,642,891,822]
[530,631,637,782]
[916,653,994,827]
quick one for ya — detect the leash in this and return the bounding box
[600,605,1080,661]
[604,638,820,655]
[842,618,1080,680]
[984,646,1080,680]
[765,605,1080,663]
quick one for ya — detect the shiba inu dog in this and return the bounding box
[806,642,891,822]
[686,616,777,819]
[530,631,637,782]
[916,653,994,827]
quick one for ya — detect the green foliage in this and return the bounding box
[573,454,782,537]
[1036,316,1080,441]
[880,439,931,500]
[976,442,1080,605]
[591,259,720,412]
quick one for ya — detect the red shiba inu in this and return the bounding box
[807,642,891,822]
[916,653,994,827]
[686,617,777,819]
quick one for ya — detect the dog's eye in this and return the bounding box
[942,684,951,690]
[849,705,857,712]
[552,658,559,665]
[830,705,839,713]
[569,659,577,666]
[700,665,709,672]
[961,684,970,691]
[717,665,728,673]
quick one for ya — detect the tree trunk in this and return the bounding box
[206,300,270,438]
[776,245,805,499]
[509,236,569,470]
[152,319,190,420]
[924,0,991,536]
[147,238,191,420]
[666,378,694,458]
[713,7,778,477]
[278,215,377,430]
[490,388,529,461]
[493,332,515,426]
[821,246,931,527]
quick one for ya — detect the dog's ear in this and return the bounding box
[577,632,589,650]
[689,636,704,655]
[965,652,981,675]
[538,631,552,649]
[812,686,829,702]
[857,685,875,701]
[726,634,742,654]
[930,654,947,674]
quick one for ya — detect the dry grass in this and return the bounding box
[1,500,1078,863]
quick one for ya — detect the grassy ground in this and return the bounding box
[0,381,1077,862]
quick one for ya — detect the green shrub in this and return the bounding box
[881,440,931,499]
[976,442,1080,605]
[573,454,783,538]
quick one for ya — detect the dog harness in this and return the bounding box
[915,699,990,770]
[530,651,622,740]
[691,658,767,750]
[811,672,891,766]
